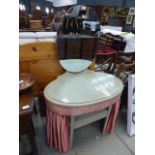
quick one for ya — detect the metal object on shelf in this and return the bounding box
[19,73,35,94]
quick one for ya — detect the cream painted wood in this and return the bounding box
[74,109,109,129]
[59,59,92,73]
[69,106,112,147]
[44,70,123,107]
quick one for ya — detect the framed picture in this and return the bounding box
[126,15,133,24]
[128,7,135,15]
[110,7,115,18]
[115,7,129,18]
[100,7,111,24]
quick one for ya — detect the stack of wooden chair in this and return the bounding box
[95,33,135,109]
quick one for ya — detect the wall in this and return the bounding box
[19,0,31,13]
[94,0,125,7]
[19,0,53,14]
[19,0,135,32]
[20,0,135,13]
[125,0,135,7]
[78,0,134,7]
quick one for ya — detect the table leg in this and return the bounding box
[70,116,75,148]
[105,97,121,133]
[103,106,112,133]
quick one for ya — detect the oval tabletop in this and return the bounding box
[44,70,124,107]
[59,59,92,73]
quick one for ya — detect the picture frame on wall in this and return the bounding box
[115,7,129,18]
[109,7,115,18]
[126,15,133,24]
[100,7,111,25]
[128,7,135,15]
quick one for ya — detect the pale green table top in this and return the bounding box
[44,70,123,107]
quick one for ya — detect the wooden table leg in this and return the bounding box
[103,106,112,133]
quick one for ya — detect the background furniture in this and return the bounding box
[116,50,135,83]
[97,33,115,54]
[116,51,135,64]
[19,41,64,91]
[95,32,126,74]
[19,41,65,116]
[116,63,135,83]
[97,32,126,53]
[95,52,117,74]
[30,20,43,30]
[19,90,38,155]
[19,32,97,60]
[57,34,97,60]
[62,16,83,34]
[100,28,135,53]
[115,51,135,110]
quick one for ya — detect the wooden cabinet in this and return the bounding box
[57,35,97,60]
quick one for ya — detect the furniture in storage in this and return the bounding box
[100,27,135,53]
[19,41,65,116]
[19,90,38,155]
[19,32,97,60]
[57,34,97,60]
[95,52,117,74]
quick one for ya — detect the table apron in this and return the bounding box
[45,94,121,116]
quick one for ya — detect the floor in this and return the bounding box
[20,109,135,155]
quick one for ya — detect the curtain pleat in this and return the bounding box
[46,109,70,152]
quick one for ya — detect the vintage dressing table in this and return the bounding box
[43,69,123,152]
